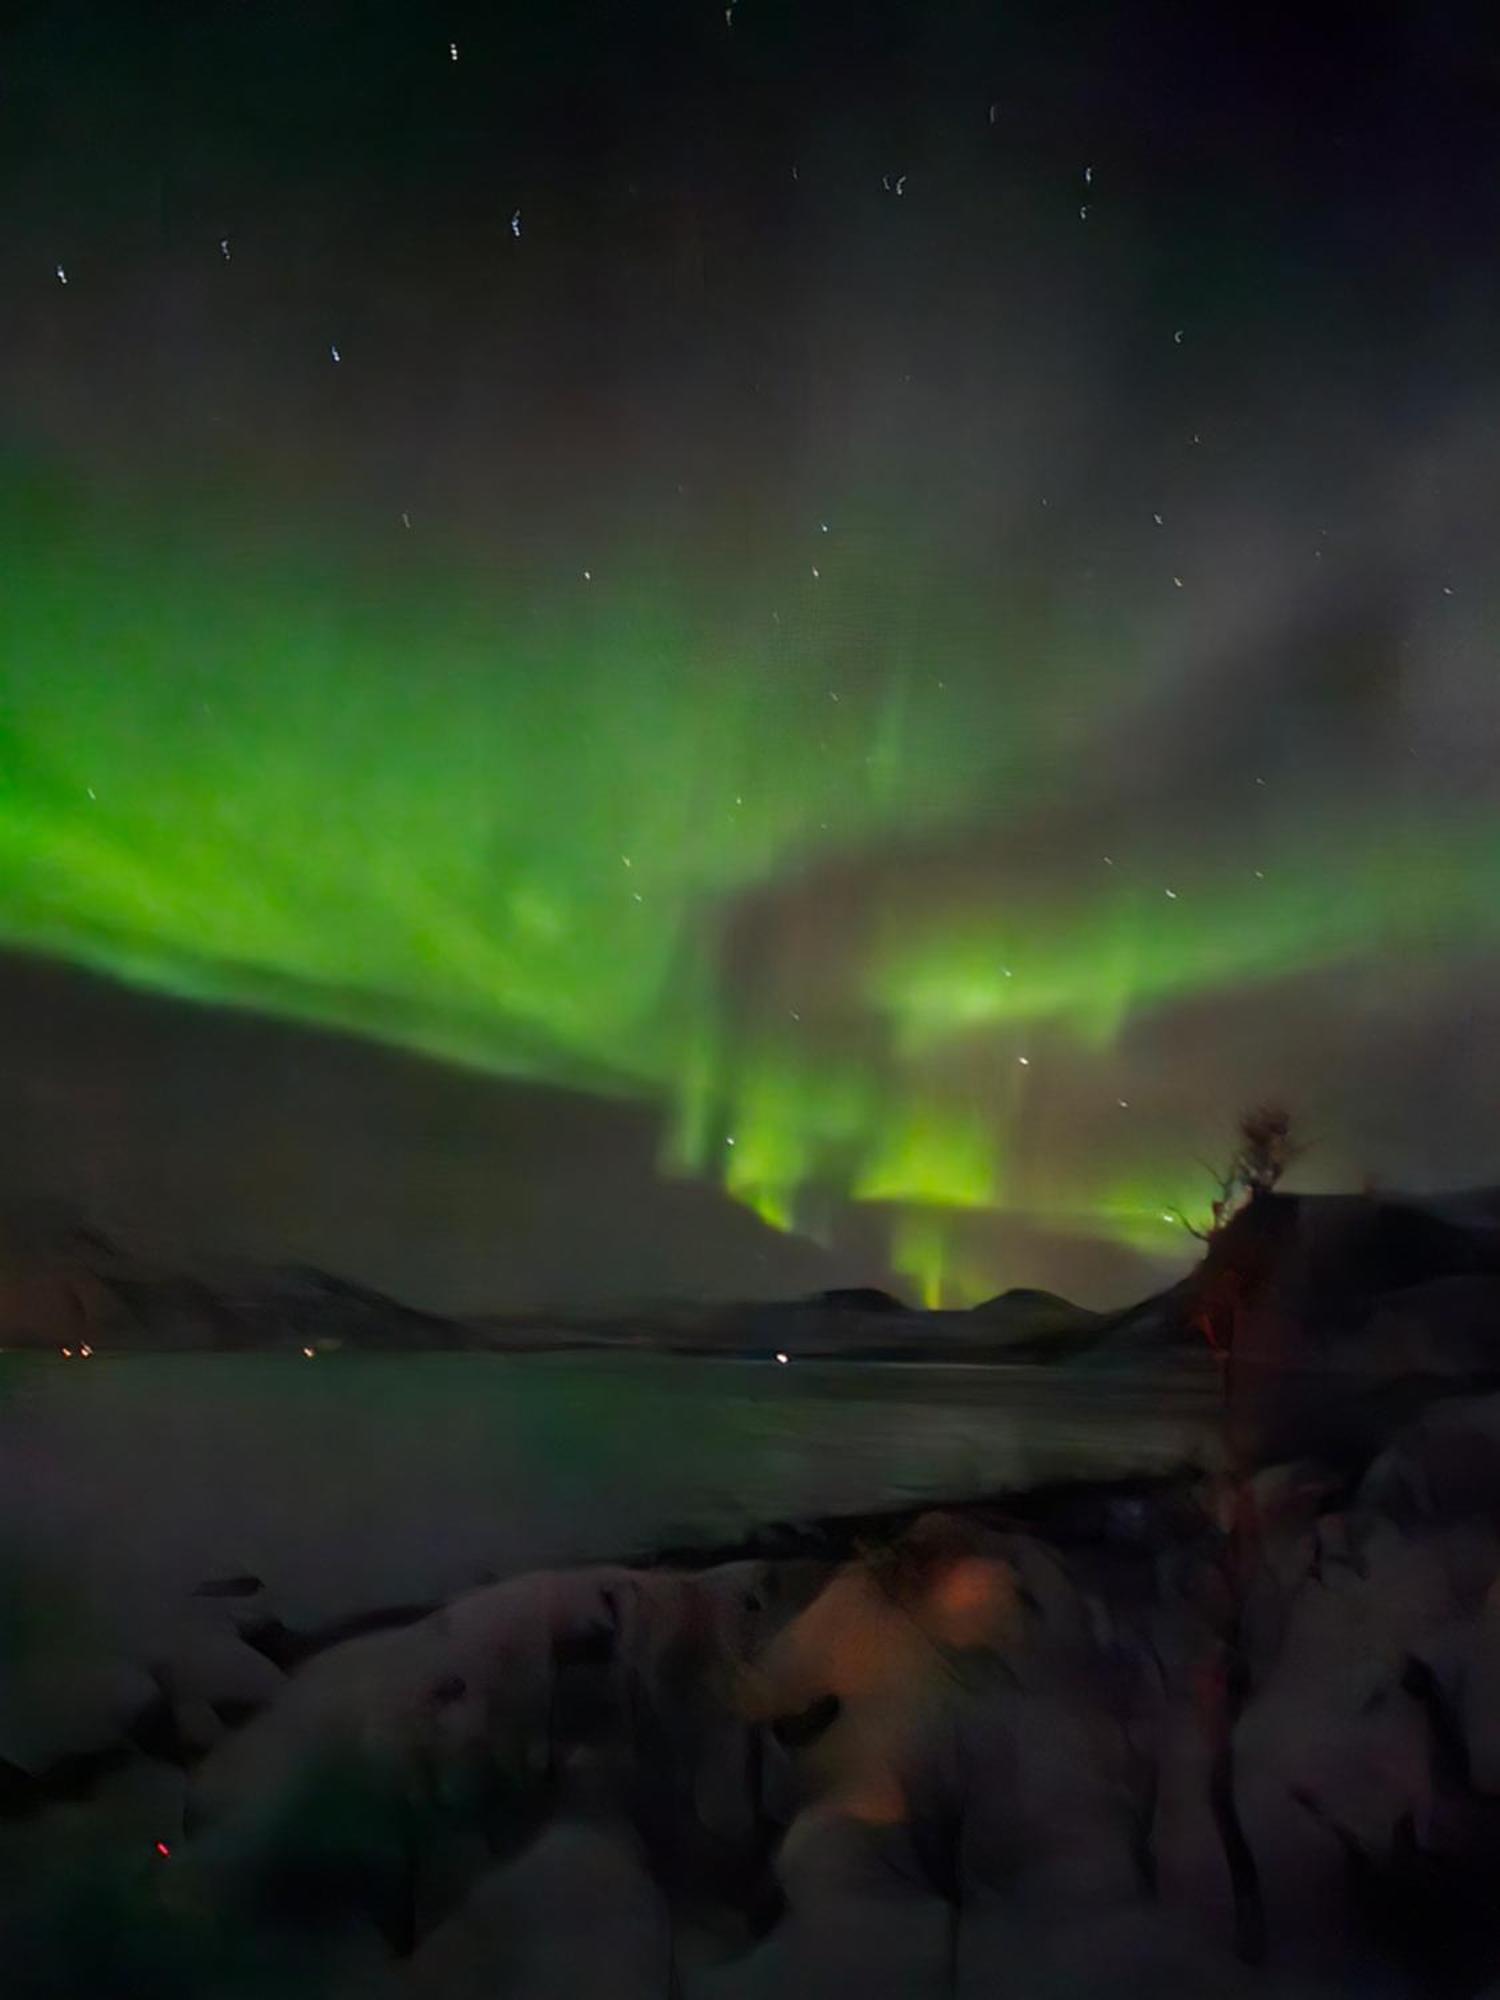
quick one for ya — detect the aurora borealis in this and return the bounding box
[4,2,1500,1308]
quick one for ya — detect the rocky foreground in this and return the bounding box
[9,1187,1500,1996]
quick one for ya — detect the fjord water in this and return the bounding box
[1,1351,1207,1644]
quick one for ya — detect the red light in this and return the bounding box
[154,1840,171,1857]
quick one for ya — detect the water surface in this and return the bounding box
[1,1351,1211,1639]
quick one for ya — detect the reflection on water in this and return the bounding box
[1,1353,1212,1634]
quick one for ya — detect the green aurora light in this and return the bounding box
[4,472,1496,1303]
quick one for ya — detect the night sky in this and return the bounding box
[4,2,1500,1310]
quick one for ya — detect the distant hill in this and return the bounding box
[0,1218,1089,1359]
[0,1222,456,1354]
[814,1286,909,1315]
[959,1287,1108,1361]
[8,1188,1500,1384]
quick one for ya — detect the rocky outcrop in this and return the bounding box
[15,1188,1500,1992]
[14,1415,1500,1997]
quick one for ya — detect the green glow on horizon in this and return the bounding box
[4,466,1497,1296]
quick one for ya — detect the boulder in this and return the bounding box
[693,1806,953,2000]
[0,1648,159,1780]
[405,1809,671,2000]
[1231,1517,1451,1987]
[155,1607,287,1725]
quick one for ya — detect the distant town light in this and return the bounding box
[302,1346,315,1358]
[775,1351,790,1364]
